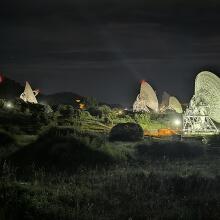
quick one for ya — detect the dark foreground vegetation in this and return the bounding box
[1,133,220,220]
[1,163,220,220]
[0,98,220,219]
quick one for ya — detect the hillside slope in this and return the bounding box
[0,75,85,105]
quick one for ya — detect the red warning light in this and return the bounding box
[0,74,4,84]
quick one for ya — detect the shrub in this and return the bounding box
[134,113,165,130]
[58,105,74,118]
[134,113,151,124]
[41,104,53,114]
[109,123,144,142]
[98,105,112,115]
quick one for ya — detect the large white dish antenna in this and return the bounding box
[195,71,220,123]
[20,81,39,104]
[139,80,159,112]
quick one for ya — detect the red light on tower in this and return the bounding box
[0,74,4,84]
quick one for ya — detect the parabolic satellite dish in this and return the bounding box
[183,71,220,135]
[139,81,159,112]
[161,91,170,109]
[133,80,159,113]
[169,96,183,114]
[160,92,182,114]
[195,71,220,123]
[20,81,39,104]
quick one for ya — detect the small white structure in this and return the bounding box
[20,81,39,104]
[133,80,159,112]
[183,71,220,135]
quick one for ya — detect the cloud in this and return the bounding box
[1,1,220,104]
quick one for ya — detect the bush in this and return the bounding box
[98,105,112,116]
[109,123,144,142]
[134,113,151,124]
[58,105,74,118]
[136,141,205,160]
[134,113,165,130]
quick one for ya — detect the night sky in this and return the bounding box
[1,0,220,106]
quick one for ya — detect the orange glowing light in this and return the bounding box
[144,129,177,137]
[79,103,86,109]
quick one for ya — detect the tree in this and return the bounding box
[86,96,98,108]
[87,107,102,118]
[109,123,144,142]
[58,105,74,118]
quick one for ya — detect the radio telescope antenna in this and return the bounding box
[20,81,39,104]
[160,93,183,114]
[133,80,159,112]
[183,71,219,135]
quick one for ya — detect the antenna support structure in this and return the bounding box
[183,95,218,135]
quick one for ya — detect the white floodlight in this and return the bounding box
[5,102,13,109]
[174,118,181,126]
[118,110,123,115]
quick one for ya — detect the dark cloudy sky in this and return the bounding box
[1,0,220,106]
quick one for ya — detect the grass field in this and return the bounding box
[1,130,220,220]
[0,108,220,219]
[1,156,220,220]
